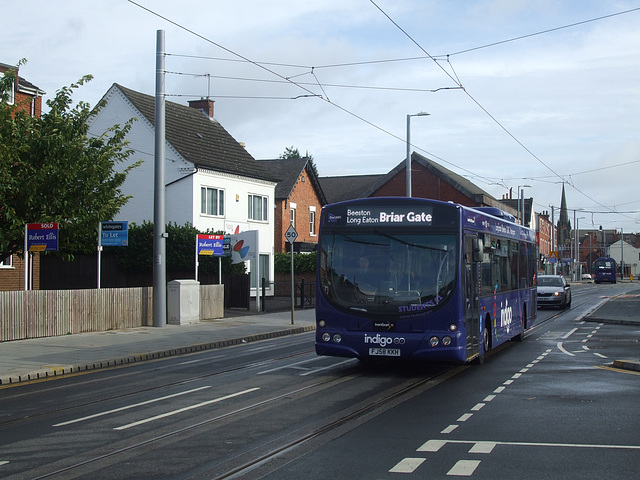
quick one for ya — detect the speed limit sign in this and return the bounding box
[285,225,298,244]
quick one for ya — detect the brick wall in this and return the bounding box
[0,254,40,291]
[275,168,322,253]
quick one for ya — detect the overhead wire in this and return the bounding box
[368,0,639,222]
[127,1,496,187]
[129,0,638,221]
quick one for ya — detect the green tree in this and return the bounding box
[0,62,139,260]
[115,222,245,275]
[279,145,319,178]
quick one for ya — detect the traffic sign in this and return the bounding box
[285,225,298,244]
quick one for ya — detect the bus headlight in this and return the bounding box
[322,333,331,342]
[333,334,342,343]
[442,336,452,346]
[318,319,326,328]
[448,323,458,332]
[429,336,439,347]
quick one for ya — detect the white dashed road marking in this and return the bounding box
[389,458,426,473]
[447,459,481,476]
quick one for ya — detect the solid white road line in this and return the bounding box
[53,386,212,427]
[114,387,259,430]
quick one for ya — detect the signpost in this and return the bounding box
[98,221,128,289]
[195,234,224,283]
[285,225,298,325]
[24,223,59,290]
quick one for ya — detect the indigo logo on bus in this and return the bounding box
[500,300,513,333]
[364,333,406,348]
[327,213,342,223]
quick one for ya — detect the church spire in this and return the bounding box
[559,183,570,224]
[557,184,572,256]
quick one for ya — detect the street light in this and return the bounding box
[573,208,584,282]
[575,216,585,281]
[406,112,430,197]
[517,185,531,225]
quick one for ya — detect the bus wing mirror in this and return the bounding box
[472,238,483,263]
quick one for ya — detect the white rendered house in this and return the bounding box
[88,84,277,291]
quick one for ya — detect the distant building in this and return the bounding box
[536,211,554,272]
[608,239,639,278]
[319,152,517,216]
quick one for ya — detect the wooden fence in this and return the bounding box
[0,285,224,342]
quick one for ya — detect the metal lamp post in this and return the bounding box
[575,216,585,281]
[406,112,429,197]
[517,185,531,225]
[572,209,583,282]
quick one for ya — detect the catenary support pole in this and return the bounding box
[153,30,167,327]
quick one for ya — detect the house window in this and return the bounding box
[0,73,15,105]
[309,206,316,236]
[250,254,270,288]
[1,255,13,268]
[248,194,268,222]
[201,187,224,216]
[290,202,297,227]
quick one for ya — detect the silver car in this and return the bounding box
[537,275,571,309]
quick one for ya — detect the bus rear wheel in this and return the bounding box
[514,308,525,342]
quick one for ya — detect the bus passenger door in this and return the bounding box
[464,235,480,359]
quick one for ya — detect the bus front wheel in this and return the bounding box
[476,320,491,365]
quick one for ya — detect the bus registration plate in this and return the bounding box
[369,348,401,357]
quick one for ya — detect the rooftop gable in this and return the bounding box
[112,84,275,182]
[258,158,327,204]
[318,174,385,204]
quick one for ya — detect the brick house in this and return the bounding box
[320,152,517,215]
[536,211,554,272]
[257,158,326,253]
[0,62,45,291]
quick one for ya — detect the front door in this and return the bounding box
[464,235,480,360]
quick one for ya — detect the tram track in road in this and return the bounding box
[23,361,463,480]
[0,343,316,429]
[209,363,463,480]
[524,294,594,339]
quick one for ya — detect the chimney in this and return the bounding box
[188,97,214,119]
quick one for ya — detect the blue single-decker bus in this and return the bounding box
[315,197,537,364]
[593,257,617,284]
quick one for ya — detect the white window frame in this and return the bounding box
[248,194,268,222]
[1,254,13,268]
[290,202,297,227]
[309,206,316,236]
[1,73,15,105]
[201,186,225,217]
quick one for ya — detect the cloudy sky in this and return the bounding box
[4,0,640,232]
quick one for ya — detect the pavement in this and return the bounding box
[0,308,316,386]
[1,289,639,386]
[582,287,640,372]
